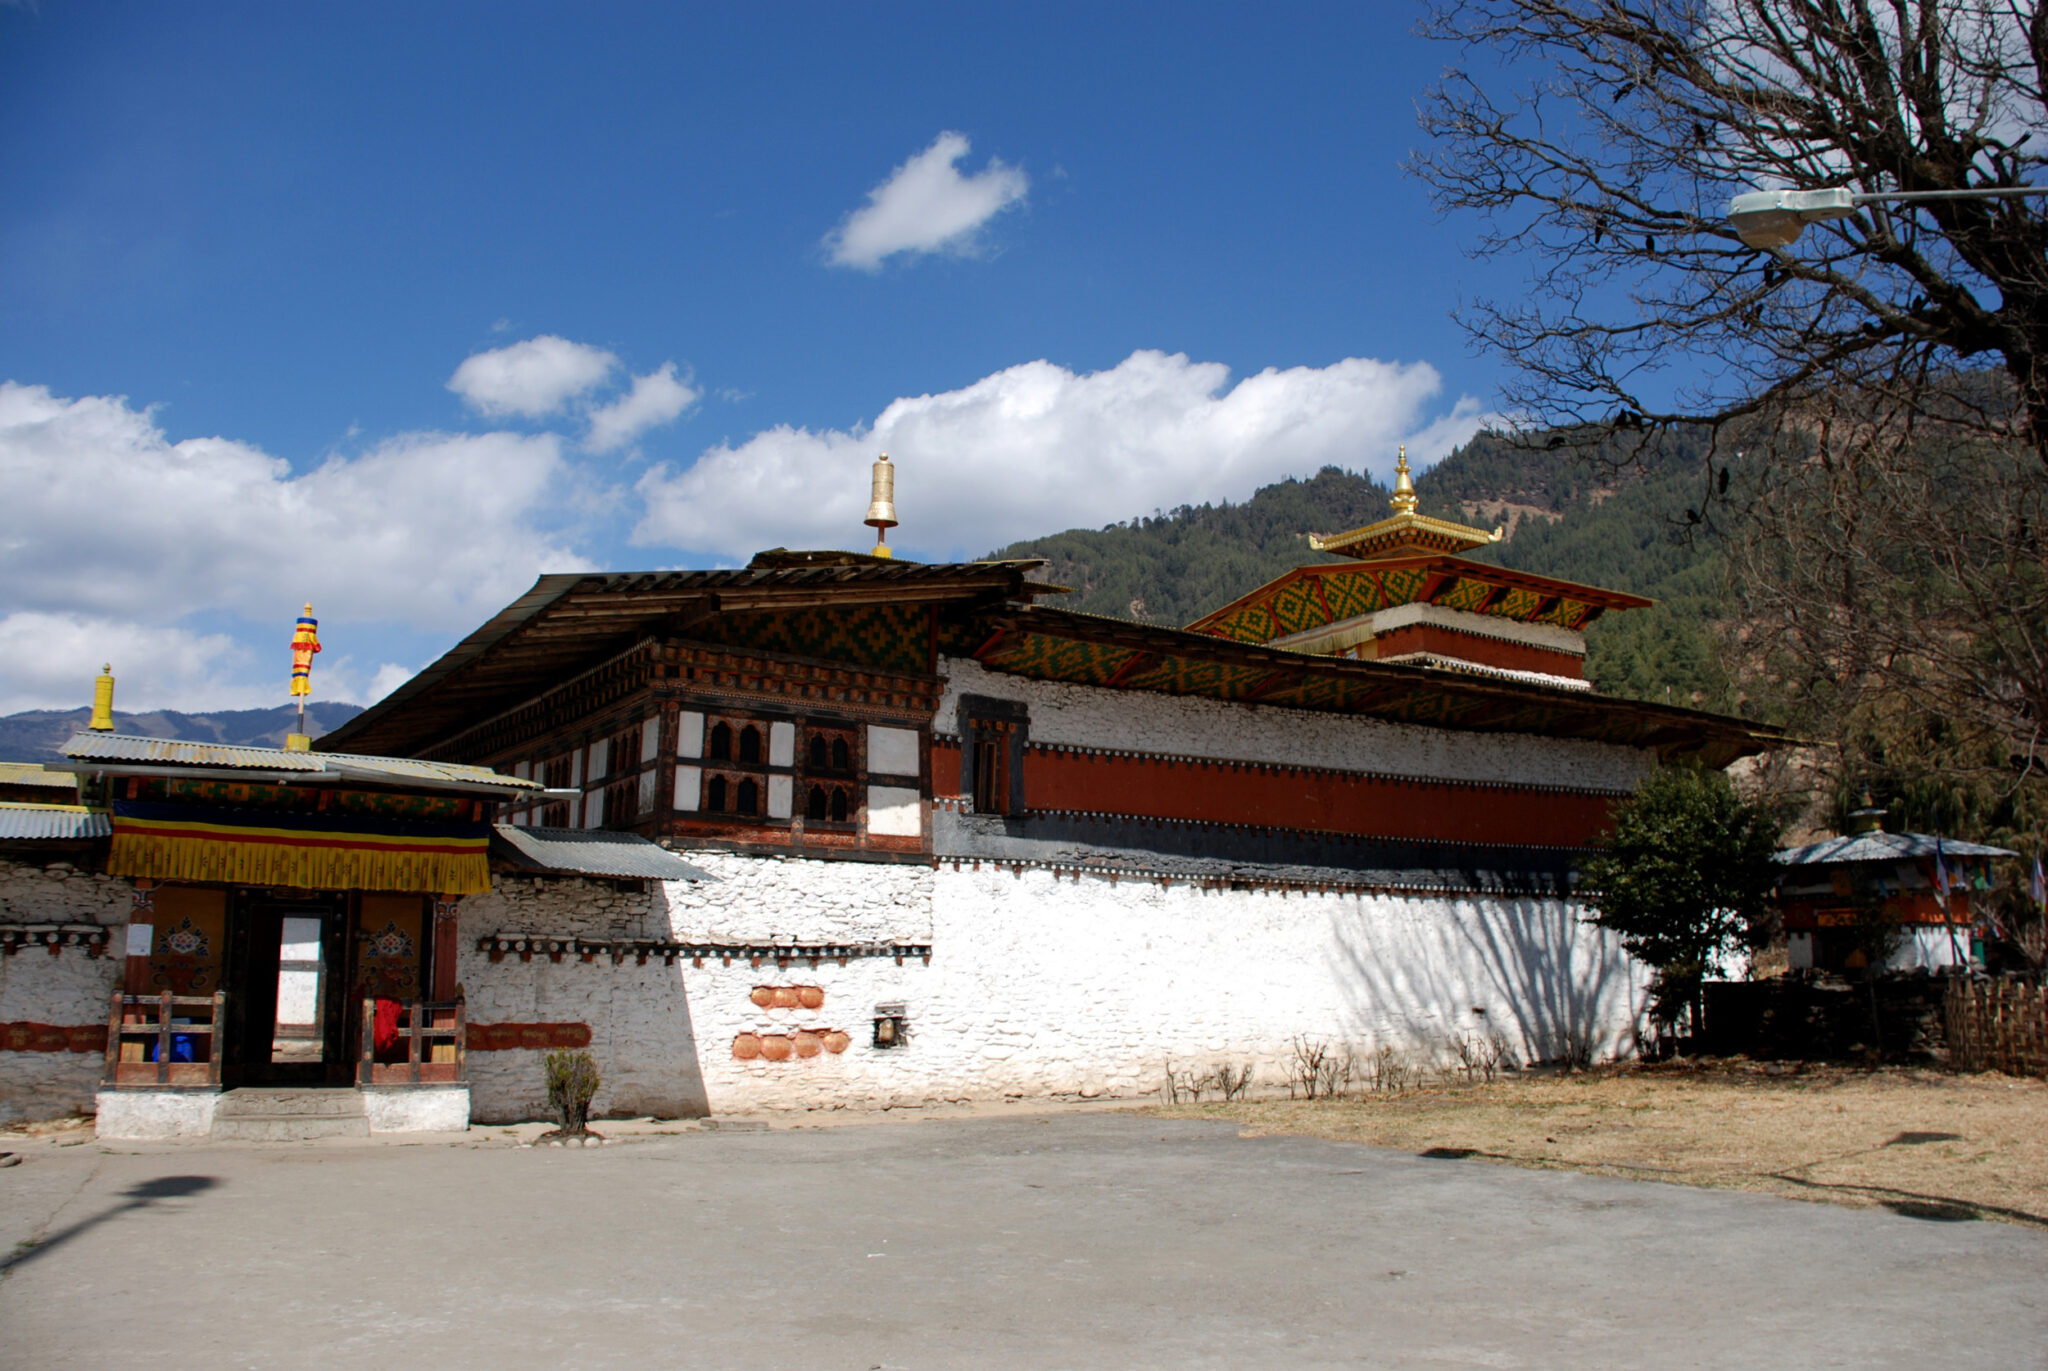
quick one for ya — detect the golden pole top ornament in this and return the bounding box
[89,664,116,732]
[865,452,898,558]
[1389,445,1418,516]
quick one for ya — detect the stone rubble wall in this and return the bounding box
[0,858,131,1125]
[459,855,1649,1122]
[936,656,1654,794]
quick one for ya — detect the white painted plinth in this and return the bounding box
[94,1089,219,1139]
[363,1085,470,1133]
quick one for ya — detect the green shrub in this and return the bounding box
[543,1049,601,1136]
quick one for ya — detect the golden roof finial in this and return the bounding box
[864,452,898,559]
[1389,445,1417,516]
[89,664,116,732]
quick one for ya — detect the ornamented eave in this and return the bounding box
[476,934,931,968]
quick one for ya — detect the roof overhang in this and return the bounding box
[491,826,716,881]
[55,733,539,800]
[965,605,1779,768]
[320,559,1058,758]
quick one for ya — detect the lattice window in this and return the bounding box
[959,696,1028,818]
[805,783,853,823]
[972,724,1014,815]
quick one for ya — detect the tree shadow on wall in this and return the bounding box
[593,882,709,1119]
[1328,895,1643,1066]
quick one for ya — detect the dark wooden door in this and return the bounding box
[228,894,348,1085]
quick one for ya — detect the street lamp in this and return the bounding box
[1727,184,2048,249]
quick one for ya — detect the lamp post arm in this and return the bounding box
[1852,186,2048,206]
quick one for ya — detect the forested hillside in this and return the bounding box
[992,431,1739,713]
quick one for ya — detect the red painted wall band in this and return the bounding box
[933,740,1613,847]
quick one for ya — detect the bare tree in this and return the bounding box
[1731,398,2047,793]
[1412,0,2048,464]
[1414,0,2048,873]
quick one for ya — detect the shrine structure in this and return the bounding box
[1,455,1785,1127]
[1774,801,2014,973]
[299,454,1777,1120]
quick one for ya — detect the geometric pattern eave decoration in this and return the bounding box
[691,603,932,675]
[1187,557,1643,647]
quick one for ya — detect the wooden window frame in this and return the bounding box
[958,695,1028,818]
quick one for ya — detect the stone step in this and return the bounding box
[211,1113,371,1142]
[214,1087,367,1119]
[211,1087,371,1139]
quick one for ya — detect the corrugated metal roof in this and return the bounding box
[0,763,77,791]
[323,755,540,790]
[57,732,540,794]
[1776,831,2018,865]
[0,803,111,841]
[62,732,327,770]
[492,826,714,881]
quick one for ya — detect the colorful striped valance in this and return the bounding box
[109,801,490,894]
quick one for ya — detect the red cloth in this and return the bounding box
[373,998,402,1056]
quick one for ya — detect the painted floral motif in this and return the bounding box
[161,917,209,958]
[364,920,416,959]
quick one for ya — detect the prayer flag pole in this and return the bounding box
[287,604,321,752]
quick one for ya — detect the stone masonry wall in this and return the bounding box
[0,858,130,1125]
[459,854,1649,1122]
[936,656,1654,793]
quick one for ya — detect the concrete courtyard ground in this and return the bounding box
[4,1110,2046,1369]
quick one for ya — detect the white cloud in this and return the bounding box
[825,131,1029,271]
[632,350,1492,561]
[0,612,260,715]
[0,381,595,713]
[448,335,618,418]
[584,362,700,453]
[365,662,418,706]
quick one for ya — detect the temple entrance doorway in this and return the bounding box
[228,893,350,1085]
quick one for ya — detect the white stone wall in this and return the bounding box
[937,656,1654,793]
[458,854,1650,1122]
[0,858,130,1125]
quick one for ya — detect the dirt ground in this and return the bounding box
[1152,1062,2048,1227]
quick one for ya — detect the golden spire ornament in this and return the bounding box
[89,664,116,732]
[1389,445,1418,516]
[865,453,898,558]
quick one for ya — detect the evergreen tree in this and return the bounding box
[1576,764,1782,1044]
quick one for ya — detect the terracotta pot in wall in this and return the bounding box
[793,1031,822,1058]
[749,986,774,1008]
[732,1033,762,1060]
[798,986,826,1010]
[759,1034,793,1062]
[771,987,801,1009]
[823,1030,851,1054]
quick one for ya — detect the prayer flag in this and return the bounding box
[289,604,320,698]
[2032,852,2046,914]
[1933,837,1951,911]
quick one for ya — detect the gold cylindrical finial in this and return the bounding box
[89,664,116,732]
[865,452,898,557]
[1389,445,1417,516]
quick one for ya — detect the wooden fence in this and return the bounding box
[358,998,465,1086]
[1944,978,2048,1078]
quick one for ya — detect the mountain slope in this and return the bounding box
[0,702,365,766]
[993,431,1736,712]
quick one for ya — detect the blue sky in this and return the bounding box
[0,3,1524,715]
